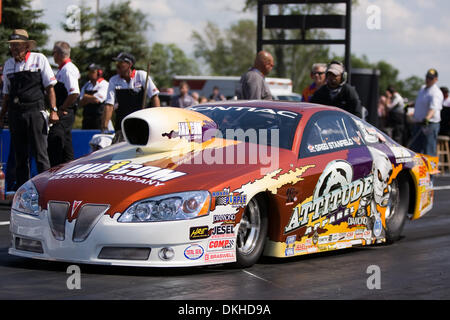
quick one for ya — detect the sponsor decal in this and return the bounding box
[347,216,368,228]
[388,145,414,164]
[189,226,210,240]
[213,188,247,208]
[346,231,355,240]
[207,239,235,251]
[373,218,383,237]
[285,247,295,256]
[336,242,352,249]
[213,213,236,224]
[188,106,300,119]
[286,188,298,205]
[355,229,364,239]
[205,251,235,262]
[178,121,203,141]
[285,161,373,234]
[210,225,235,238]
[52,161,186,186]
[307,139,355,153]
[286,235,296,245]
[364,230,372,240]
[184,244,204,260]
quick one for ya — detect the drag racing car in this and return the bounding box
[9,101,438,268]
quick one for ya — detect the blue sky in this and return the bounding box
[32,0,450,89]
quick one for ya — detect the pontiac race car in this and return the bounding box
[9,101,438,267]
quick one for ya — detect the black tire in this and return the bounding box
[235,195,268,268]
[385,176,409,243]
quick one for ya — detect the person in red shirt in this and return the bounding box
[301,63,327,102]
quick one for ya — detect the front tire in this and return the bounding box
[235,195,268,268]
[385,176,409,243]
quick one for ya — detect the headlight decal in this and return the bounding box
[12,181,41,216]
[118,191,210,222]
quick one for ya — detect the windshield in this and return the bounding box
[188,105,301,150]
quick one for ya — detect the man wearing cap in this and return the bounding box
[410,69,443,156]
[237,51,274,100]
[79,64,109,129]
[48,41,80,167]
[0,29,58,188]
[102,52,160,142]
[310,61,362,118]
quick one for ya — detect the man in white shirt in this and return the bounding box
[79,64,109,129]
[385,85,405,144]
[410,69,444,156]
[0,29,58,188]
[102,52,160,142]
[48,41,80,166]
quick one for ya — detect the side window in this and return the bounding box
[300,111,364,158]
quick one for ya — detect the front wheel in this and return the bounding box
[235,195,268,268]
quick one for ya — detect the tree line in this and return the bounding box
[0,0,422,101]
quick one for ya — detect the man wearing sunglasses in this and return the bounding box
[301,63,327,102]
[410,69,443,156]
[310,61,362,118]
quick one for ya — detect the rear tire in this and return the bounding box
[385,176,409,243]
[235,195,268,268]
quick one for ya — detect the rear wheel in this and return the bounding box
[384,176,409,243]
[235,195,268,268]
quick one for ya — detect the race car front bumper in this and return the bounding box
[8,207,237,267]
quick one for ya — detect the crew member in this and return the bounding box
[102,52,160,142]
[237,51,274,100]
[79,64,109,129]
[410,68,443,156]
[310,61,362,118]
[48,41,80,167]
[0,29,58,188]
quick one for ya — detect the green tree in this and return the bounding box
[150,42,199,88]
[0,0,49,63]
[397,76,423,101]
[192,20,256,76]
[90,0,152,78]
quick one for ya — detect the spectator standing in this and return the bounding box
[0,29,58,188]
[103,52,160,142]
[210,86,226,101]
[237,51,274,100]
[310,61,362,118]
[48,41,80,167]
[301,63,327,102]
[441,87,450,107]
[171,81,196,108]
[410,69,443,156]
[191,91,200,105]
[385,85,405,144]
[79,64,109,129]
[439,87,450,136]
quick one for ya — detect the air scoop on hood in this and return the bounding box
[122,107,217,152]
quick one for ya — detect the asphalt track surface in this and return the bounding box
[1,177,450,301]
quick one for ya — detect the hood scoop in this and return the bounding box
[122,107,217,152]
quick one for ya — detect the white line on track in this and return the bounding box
[433,185,450,191]
[242,270,284,289]
[0,221,10,226]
